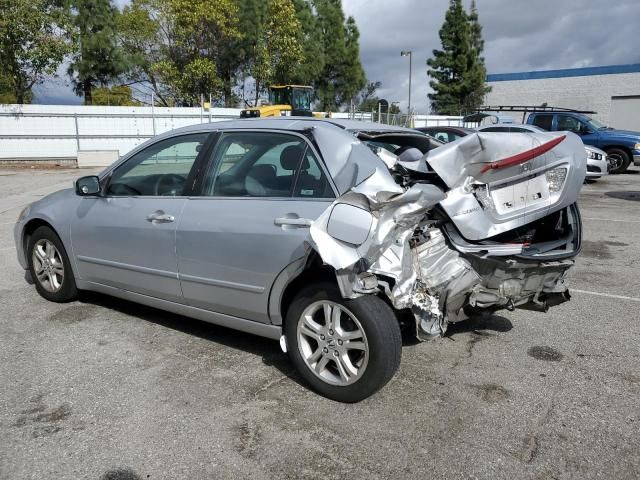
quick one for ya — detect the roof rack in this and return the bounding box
[477,105,597,114]
[464,105,597,124]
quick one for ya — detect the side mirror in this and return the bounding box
[75,175,101,196]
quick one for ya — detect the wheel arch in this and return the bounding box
[22,218,58,257]
[268,249,338,327]
[21,217,79,282]
[602,144,632,158]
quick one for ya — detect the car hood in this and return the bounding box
[599,128,640,141]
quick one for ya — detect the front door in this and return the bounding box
[177,130,336,323]
[71,132,210,302]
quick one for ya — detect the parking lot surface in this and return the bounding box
[1,166,639,480]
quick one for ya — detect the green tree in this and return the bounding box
[117,0,240,106]
[357,81,382,111]
[426,0,489,115]
[466,0,491,109]
[290,0,325,86]
[68,0,128,104]
[0,0,73,104]
[151,0,239,105]
[249,0,304,105]
[117,0,171,105]
[219,0,267,107]
[91,85,141,105]
[314,0,366,112]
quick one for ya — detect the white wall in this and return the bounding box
[485,72,640,127]
[0,104,464,162]
[0,104,241,161]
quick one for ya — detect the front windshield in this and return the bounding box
[584,116,607,129]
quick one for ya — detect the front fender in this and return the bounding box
[16,188,82,278]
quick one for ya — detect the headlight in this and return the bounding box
[585,149,602,160]
[634,143,640,150]
[545,167,567,193]
[280,110,291,116]
[17,205,30,223]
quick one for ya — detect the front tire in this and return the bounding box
[27,226,78,302]
[285,282,401,402]
[606,148,630,174]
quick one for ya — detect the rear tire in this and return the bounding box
[285,282,401,402]
[27,226,78,303]
[606,148,630,174]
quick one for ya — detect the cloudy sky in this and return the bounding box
[343,0,640,112]
[36,0,640,108]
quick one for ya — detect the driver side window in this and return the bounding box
[107,133,209,196]
[556,115,581,134]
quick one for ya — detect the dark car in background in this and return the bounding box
[414,126,476,143]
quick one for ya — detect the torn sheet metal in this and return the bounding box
[308,128,584,341]
[424,132,586,241]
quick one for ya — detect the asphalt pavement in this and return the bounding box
[0,166,638,480]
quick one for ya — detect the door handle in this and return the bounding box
[147,210,175,224]
[274,216,312,228]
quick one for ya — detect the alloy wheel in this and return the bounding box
[297,300,369,386]
[32,239,65,293]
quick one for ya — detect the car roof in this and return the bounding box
[161,116,420,137]
[478,123,542,132]
[418,126,476,134]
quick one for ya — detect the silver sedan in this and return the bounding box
[15,118,586,402]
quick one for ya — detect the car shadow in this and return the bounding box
[397,310,513,346]
[76,292,513,387]
[446,314,513,336]
[77,291,304,386]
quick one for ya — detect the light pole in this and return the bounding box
[400,50,412,116]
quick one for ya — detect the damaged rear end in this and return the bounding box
[307,127,586,340]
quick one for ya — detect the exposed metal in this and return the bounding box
[308,128,585,340]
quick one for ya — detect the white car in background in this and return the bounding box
[477,123,609,180]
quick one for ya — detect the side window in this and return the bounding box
[434,131,449,143]
[531,114,553,131]
[293,149,334,198]
[481,127,507,132]
[205,132,333,198]
[107,133,208,196]
[511,127,530,133]
[556,115,581,133]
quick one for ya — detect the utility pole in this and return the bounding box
[401,51,412,116]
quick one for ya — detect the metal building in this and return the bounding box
[485,64,640,130]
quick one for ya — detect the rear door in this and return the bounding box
[176,130,335,323]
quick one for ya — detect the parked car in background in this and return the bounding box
[14,118,586,402]
[477,123,608,180]
[414,126,476,143]
[526,111,640,174]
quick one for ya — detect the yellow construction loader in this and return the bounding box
[240,85,323,118]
